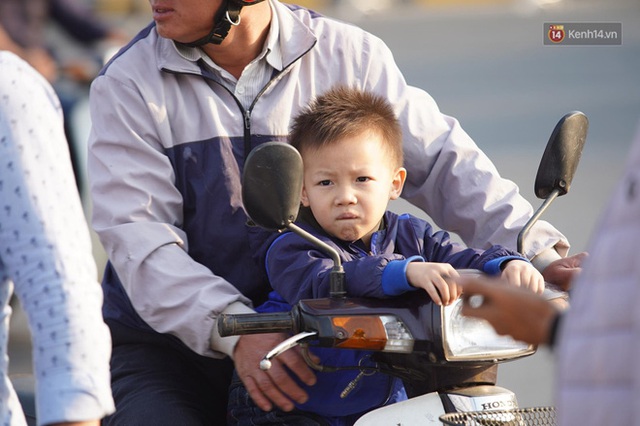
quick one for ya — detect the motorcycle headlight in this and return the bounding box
[441,297,535,361]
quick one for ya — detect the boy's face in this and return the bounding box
[300,131,406,247]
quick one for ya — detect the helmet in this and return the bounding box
[180,0,266,47]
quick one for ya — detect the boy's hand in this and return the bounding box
[501,260,545,294]
[406,262,462,305]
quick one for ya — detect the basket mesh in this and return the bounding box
[439,406,556,426]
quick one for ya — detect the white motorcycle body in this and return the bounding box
[355,385,518,425]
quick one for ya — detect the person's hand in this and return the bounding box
[233,333,316,412]
[48,421,100,426]
[23,47,58,82]
[541,251,588,291]
[406,262,462,305]
[60,58,101,84]
[501,260,545,294]
[459,276,560,345]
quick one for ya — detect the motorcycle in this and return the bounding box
[218,111,588,425]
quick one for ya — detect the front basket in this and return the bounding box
[440,406,556,426]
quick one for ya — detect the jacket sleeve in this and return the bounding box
[419,221,522,271]
[0,52,115,424]
[88,73,253,358]
[266,232,405,304]
[358,34,569,267]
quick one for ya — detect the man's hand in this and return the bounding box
[542,252,588,291]
[459,276,560,345]
[233,333,316,412]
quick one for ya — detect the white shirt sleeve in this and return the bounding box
[0,51,115,425]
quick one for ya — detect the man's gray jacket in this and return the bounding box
[88,0,568,358]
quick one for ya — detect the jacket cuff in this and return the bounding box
[483,256,530,275]
[531,247,563,272]
[382,256,424,296]
[210,301,256,358]
[36,371,115,425]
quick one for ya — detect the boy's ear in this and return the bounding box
[300,185,311,207]
[390,167,407,200]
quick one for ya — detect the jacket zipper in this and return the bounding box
[242,40,317,159]
[243,110,252,159]
[165,39,317,162]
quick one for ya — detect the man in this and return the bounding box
[87,1,583,423]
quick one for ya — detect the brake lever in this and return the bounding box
[259,331,317,371]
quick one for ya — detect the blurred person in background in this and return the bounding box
[461,122,640,425]
[0,50,114,426]
[0,0,128,197]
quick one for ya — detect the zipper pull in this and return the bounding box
[244,110,251,130]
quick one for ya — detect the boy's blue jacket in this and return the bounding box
[257,210,527,418]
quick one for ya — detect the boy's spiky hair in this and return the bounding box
[289,86,403,168]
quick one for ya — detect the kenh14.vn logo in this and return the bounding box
[548,24,565,43]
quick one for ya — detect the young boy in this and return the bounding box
[228,87,544,425]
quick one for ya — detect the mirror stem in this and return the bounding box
[517,188,561,254]
[288,223,346,298]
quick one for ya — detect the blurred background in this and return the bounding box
[7,0,640,411]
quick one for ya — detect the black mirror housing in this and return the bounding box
[242,142,304,231]
[534,111,588,199]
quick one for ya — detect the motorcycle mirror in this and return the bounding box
[242,142,347,298]
[534,111,588,199]
[242,142,303,231]
[517,111,588,254]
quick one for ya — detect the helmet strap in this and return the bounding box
[177,0,243,47]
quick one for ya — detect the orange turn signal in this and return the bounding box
[331,316,388,350]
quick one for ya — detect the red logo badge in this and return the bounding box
[548,25,565,43]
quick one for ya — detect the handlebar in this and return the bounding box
[217,311,295,337]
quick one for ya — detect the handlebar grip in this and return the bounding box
[217,312,295,337]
